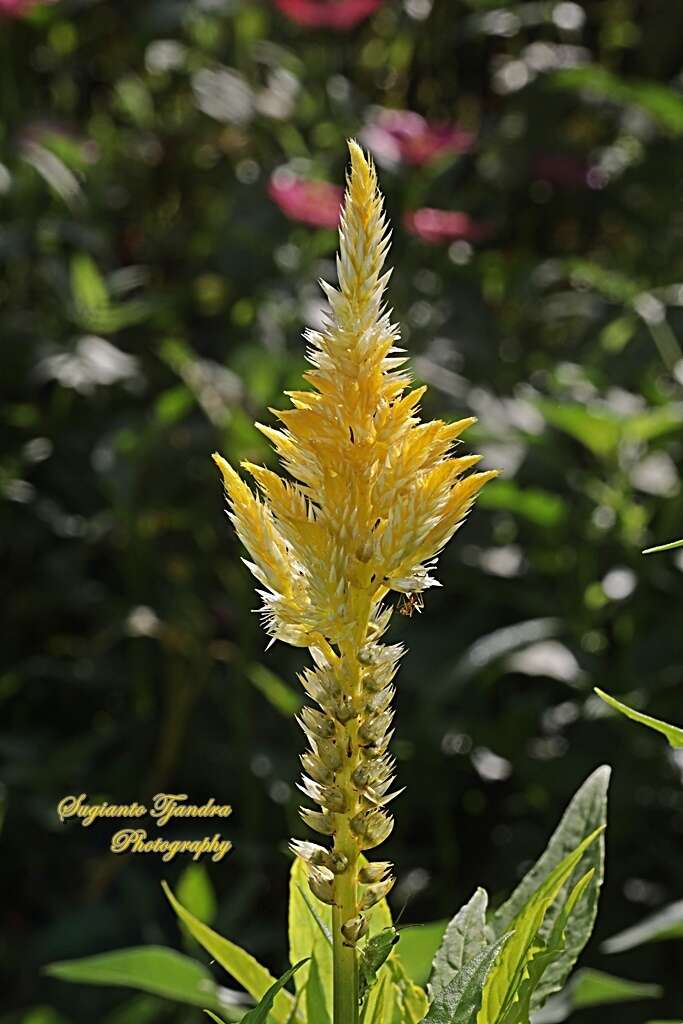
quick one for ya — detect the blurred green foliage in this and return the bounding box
[2,1,683,1022]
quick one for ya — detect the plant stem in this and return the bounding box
[332,603,370,1024]
[333,865,359,1024]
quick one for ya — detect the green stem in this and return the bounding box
[333,867,359,1024]
[331,603,370,1024]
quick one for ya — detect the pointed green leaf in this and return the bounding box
[508,871,595,1024]
[571,968,661,1008]
[551,65,683,135]
[44,946,239,1017]
[429,889,490,1002]
[247,664,301,716]
[491,767,610,1004]
[643,538,683,554]
[306,953,331,1024]
[162,881,297,1024]
[533,969,662,1022]
[239,960,308,1024]
[602,899,683,953]
[71,252,110,323]
[481,829,603,1023]
[288,857,333,1020]
[422,936,510,1024]
[594,689,683,748]
[478,482,566,527]
[537,401,622,459]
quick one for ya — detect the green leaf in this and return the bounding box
[155,385,195,425]
[510,870,595,1024]
[362,971,394,1024]
[248,663,302,716]
[551,66,683,135]
[571,969,661,1009]
[71,253,110,325]
[478,482,566,527]
[534,969,662,1022]
[422,936,510,1024]
[429,889,490,1001]
[395,921,447,987]
[626,404,683,443]
[594,689,683,748]
[491,767,610,1005]
[306,953,331,1024]
[44,946,237,1017]
[480,830,603,1023]
[288,857,333,1021]
[537,401,622,459]
[643,538,683,554]
[387,957,429,1024]
[21,1008,70,1024]
[602,899,683,953]
[239,960,308,1024]
[177,863,217,925]
[162,881,297,1024]
[564,258,642,303]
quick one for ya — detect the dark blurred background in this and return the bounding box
[2,0,683,1021]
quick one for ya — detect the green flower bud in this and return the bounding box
[300,808,336,835]
[308,865,335,905]
[365,685,394,715]
[352,763,372,788]
[362,669,386,693]
[321,784,347,813]
[359,876,394,909]
[334,695,358,724]
[301,707,336,739]
[327,849,349,874]
[358,710,392,744]
[358,645,379,666]
[289,839,328,865]
[341,913,368,945]
[316,737,343,770]
[350,807,393,849]
[301,751,335,786]
[358,860,392,884]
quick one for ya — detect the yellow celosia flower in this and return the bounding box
[213,139,497,1013]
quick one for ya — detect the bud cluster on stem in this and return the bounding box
[213,140,496,1024]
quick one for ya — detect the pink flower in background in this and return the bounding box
[532,153,589,189]
[363,108,475,167]
[274,0,383,29]
[268,169,343,228]
[404,208,493,245]
[0,0,40,14]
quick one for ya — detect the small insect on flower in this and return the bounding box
[398,592,424,617]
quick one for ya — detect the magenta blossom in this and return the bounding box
[0,0,41,14]
[268,169,343,229]
[404,208,493,245]
[363,108,475,167]
[532,153,589,189]
[273,0,383,29]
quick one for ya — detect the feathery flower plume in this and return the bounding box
[213,139,496,1017]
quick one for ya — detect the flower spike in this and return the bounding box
[213,140,497,1008]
